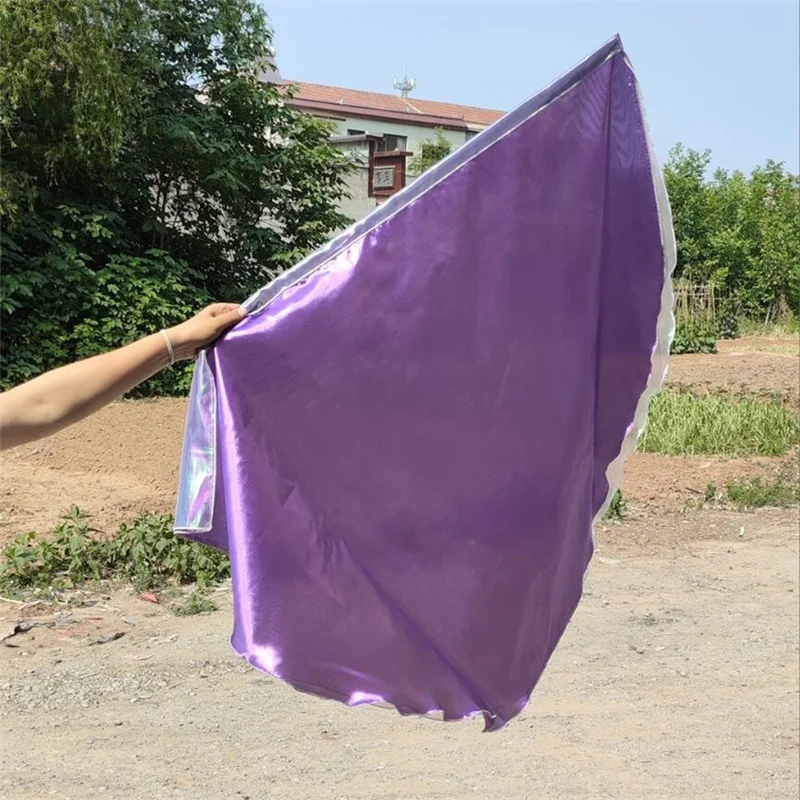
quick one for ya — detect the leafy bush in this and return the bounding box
[0,236,209,393]
[0,0,351,394]
[0,508,230,595]
[70,252,211,395]
[671,316,718,355]
[640,390,799,457]
[107,514,230,590]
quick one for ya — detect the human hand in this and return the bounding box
[167,303,247,361]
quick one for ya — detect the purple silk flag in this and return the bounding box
[175,36,675,731]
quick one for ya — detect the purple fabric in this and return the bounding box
[176,38,672,730]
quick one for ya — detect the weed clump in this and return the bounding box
[0,507,230,597]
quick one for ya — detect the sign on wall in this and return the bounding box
[373,166,395,190]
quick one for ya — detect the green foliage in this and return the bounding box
[409,129,452,176]
[717,297,740,340]
[671,315,718,354]
[0,0,141,181]
[664,146,715,280]
[603,490,626,522]
[173,589,218,616]
[0,508,107,590]
[0,508,230,595]
[665,145,800,323]
[640,390,799,457]
[1,236,209,392]
[107,513,230,590]
[1,0,351,393]
[737,315,800,337]
[71,252,210,395]
[725,475,799,509]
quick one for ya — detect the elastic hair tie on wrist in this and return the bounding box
[160,329,176,365]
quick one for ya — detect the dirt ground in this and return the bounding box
[0,335,798,799]
[669,339,799,400]
[1,509,797,800]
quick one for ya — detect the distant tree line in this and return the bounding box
[664,145,799,325]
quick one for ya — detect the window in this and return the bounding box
[347,128,365,136]
[377,134,407,152]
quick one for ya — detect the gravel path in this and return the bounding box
[2,508,797,800]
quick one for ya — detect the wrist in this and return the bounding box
[160,329,176,365]
[164,324,195,362]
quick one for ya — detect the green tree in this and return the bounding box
[743,161,800,319]
[663,144,714,282]
[0,0,352,392]
[409,129,452,176]
[665,144,799,322]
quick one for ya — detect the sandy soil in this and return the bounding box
[0,400,186,538]
[1,508,797,800]
[670,338,799,399]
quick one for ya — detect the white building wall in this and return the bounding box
[325,116,488,225]
[328,138,379,228]
[338,164,379,222]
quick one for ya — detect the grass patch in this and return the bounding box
[736,315,799,338]
[172,589,218,616]
[640,390,799,457]
[0,507,230,597]
[725,476,799,509]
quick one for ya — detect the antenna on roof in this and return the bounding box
[392,68,416,98]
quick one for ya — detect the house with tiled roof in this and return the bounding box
[289,81,504,142]
[284,79,505,219]
[260,53,504,219]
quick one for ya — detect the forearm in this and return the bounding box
[0,333,171,450]
[0,302,244,451]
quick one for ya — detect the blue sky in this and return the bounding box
[264,1,799,174]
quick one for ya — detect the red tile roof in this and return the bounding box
[288,81,504,128]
